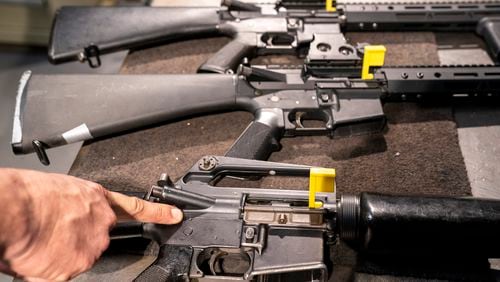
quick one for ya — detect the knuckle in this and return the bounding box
[100,236,111,252]
[102,205,117,224]
[108,212,117,226]
[88,182,105,193]
[69,271,83,280]
[52,269,74,282]
[130,197,145,215]
[156,205,167,221]
[55,274,72,281]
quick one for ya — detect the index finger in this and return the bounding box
[105,191,183,224]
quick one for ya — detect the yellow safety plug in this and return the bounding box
[309,167,336,208]
[361,45,387,80]
[326,0,337,12]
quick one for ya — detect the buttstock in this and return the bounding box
[12,73,238,156]
[49,6,221,65]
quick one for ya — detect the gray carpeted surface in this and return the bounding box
[70,33,469,197]
[69,33,475,280]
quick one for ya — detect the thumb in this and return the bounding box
[105,191,183,224]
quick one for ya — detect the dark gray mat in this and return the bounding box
[71,33,469,197]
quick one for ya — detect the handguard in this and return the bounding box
[108,156,500,281]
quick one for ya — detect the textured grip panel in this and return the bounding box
[135,264,171,282]
[225,121,282,160]
[198,39,255,73]
[134,245,192,282]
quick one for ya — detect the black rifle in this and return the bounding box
[109,155,500,281]
[48,1,500,70]
[11,63,500,165]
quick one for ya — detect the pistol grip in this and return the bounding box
[198,38,255,74]
[225,120,282,160]
[477,17,500,63]
[134,245,193,282]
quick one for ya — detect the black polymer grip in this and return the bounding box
[49,7,221,63]
[225,121,282,160]
[198,39,256,74]
[344,193,500,257]
[477,17,500,63]
[12,74,238,154]
[134,245,193,282]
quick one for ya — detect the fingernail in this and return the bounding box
[171,208,183,223]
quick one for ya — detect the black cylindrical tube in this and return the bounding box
[339,193,500,257]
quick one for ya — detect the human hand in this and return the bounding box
[0,168,182,281]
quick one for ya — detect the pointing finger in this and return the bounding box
[105,191,183,224]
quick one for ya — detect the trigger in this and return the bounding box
[209,250,227,275]
[295,112,306,128]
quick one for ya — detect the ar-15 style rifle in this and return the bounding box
[109,155,500,281]
[49,1,500,70]
[11,61,500,165]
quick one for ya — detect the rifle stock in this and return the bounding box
[49,7,220,65]
[12,73,243,154]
